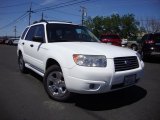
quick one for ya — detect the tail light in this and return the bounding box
[145,40,155,44]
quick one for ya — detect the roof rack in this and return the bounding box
[46,20,72,23]
[32,19,72,25]
[32,19,48,24]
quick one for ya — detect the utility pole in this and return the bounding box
[14,26,17,38]
[80,6,87,25]
[27,3,34,25]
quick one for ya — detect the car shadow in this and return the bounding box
[72,86,147,111]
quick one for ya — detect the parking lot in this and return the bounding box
[0,45,160,120]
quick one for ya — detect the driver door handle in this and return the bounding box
[30,44,34,47]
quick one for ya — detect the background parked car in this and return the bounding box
[5,39,9,44]
[127,40,140,51]
[5,37,19,45]
[13,39,19,46]
[8,38,15,45]
[100,34,122,46]
[121,38,128,47]
[140,33,160,59]
[0,39,5,44]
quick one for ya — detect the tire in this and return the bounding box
[18,54,27,73]
[43,65,71,102]
[131,44,138,51]
[9,41,13,45]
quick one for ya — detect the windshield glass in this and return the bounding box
[47,23,100,43]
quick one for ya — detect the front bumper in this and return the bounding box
[63,59,144,94]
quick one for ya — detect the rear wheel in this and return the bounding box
[18,54,27,73]
[131,44,138,51]
[43,65,71,102]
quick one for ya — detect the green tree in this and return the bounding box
[84,16,104,37]
[84,14,140,39]
[120,14,139,39]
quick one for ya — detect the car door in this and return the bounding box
[22,26,36,64]
[24,24,46,72]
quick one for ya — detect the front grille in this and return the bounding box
[114,56,139,72]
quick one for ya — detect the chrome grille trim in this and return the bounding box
[114,56,139,72]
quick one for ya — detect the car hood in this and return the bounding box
[47,42,137,58]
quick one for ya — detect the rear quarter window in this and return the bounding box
[21,27,29,39]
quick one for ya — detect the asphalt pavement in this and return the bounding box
[0,45,160,120]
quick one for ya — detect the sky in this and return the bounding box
[0,0,160,36]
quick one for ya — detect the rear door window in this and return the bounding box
[25,26,37,41]
[25,25,45,42]
[21,27,29,39]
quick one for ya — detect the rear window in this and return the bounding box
[101,35,120,39]
[154,34,160,43]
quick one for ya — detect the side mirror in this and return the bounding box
[32,36,44,43]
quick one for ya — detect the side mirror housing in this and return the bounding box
[32,36,44,43]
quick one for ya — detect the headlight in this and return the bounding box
[73,54,107,67]
[136,52,142,61]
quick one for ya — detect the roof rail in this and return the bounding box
[32,19,72,25]
[46,20,72,23]
[32,19,48,24]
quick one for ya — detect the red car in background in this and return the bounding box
[100,34,122,46]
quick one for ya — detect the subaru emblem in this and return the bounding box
[124,60,131,65]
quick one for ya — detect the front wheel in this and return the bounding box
[43,65,71,102]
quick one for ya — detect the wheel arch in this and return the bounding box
[45,58,61,71]
[17,50,22,58]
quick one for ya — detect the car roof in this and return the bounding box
[29,20,77,27]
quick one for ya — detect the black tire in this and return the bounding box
[18,54,27,73]
[43,65,71,102]
[8,41,13,45]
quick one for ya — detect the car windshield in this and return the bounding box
[47,23,100,43]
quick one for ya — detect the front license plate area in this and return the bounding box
[124,75,136,86]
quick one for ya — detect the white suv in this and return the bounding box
[17,21,144,101]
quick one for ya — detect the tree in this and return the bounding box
[139,18,160,33]
[120,14,139,39]
[84,14,140,39]
[84,16,104,37]
[147,19,160,33]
